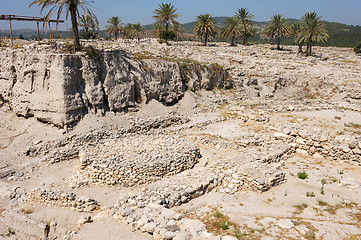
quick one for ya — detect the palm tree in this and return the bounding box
[29,0,97,50]
[290,22,303,53]
[235,8,254,45]
[153,3,179,32]
[173,22,184,41]
[153,22,164,38]
[220,17,242,46]
[194,14,217,46]
[130,23,145,40]
[265,14,290,50]
[79,14,98,39]
[297,12,329,56]
[106,16,123,40]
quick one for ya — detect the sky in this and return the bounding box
[1,0,360,30]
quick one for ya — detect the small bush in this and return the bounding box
[306,192,315,197]
[213,210,224,218]
[298,172,308,179]
[321,178,327,185]
[82,45,101,60]
[355,42,361,54]
[321,186,325,195]
[159,30,176,42]
[220,222,229,230]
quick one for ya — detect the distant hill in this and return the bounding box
[1,17,360,48]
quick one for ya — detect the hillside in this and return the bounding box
[1,17,360,47]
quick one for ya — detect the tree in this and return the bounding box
[153,22,164,38]
[235,8,255,45]
[29,0,97,50]
[297,12,329,56]
[79,14,98,39]
[153,3,179,32]
[106,16,123,40]
[172,22,184,41]
[265,14,290,50]
[130,23,144,40]
[355,42,361,54]
[290,22,303,53]
[194,14,217,46]
[220,17,242,46]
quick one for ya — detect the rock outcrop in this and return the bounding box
[0,49,231,127]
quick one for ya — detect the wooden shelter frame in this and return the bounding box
[0,15,64,45]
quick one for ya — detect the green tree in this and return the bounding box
[235,8,255,45]
[106,16,123,40]
[265,14,290,50]
[29,0,97,50]
[194,14,217,46]
[153,3,179,32]
[297,12,329,56]
[290,22,303,53]
[79,14,98,39]
[130,23,145,40]
[220,17,242,46]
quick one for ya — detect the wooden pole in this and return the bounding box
[9,16,13,46]
[37,21,40,41]
[48,21,52,40]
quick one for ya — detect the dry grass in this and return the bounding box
[338,59,358,64]
[185,207,262,240]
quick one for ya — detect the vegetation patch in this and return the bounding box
[297,172,308,179]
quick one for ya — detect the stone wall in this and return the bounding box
[274,129,361,164]
[27,188,99,212]
[77,134,202,187]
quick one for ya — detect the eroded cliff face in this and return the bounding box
[0,49,231,127]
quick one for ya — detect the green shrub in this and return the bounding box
[355,42,361,54]
[220,221,229,230]
[159,30,176,42]
[306,192,315,197]
[297,172,308,179]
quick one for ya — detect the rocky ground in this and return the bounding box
[0,39,361,240]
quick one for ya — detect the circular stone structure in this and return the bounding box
[78,134,202,186]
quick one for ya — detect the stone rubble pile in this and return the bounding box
[27,188,99,212]
[111,167,232,239]
[78,134,202,187]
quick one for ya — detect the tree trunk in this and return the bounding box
[306,39,312,56]
[231,34,235,46]
[204,32,208,46]
[69,3,80,50]
[277,36,281,50]
[85,27,89,39]
[298,44,303,53]
[243,20,247,45]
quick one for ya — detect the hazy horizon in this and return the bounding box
[1,0,360,31]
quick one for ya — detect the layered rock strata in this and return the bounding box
[0,49,231,127]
